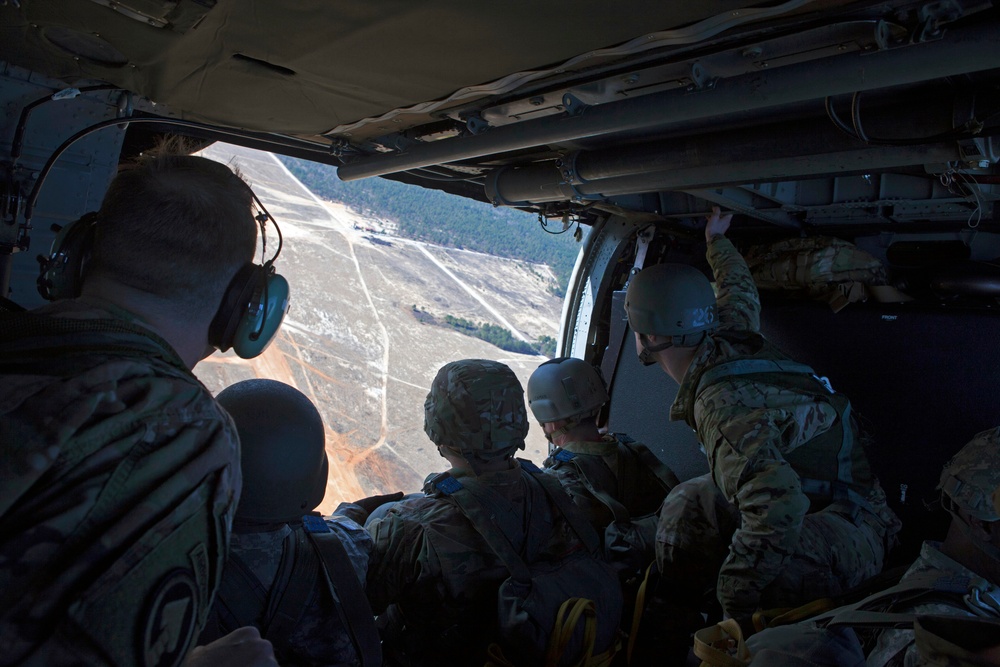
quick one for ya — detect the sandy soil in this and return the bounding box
[194,144,563,513]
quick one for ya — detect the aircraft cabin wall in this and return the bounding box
[1,62,128,309]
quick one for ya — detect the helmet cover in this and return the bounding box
[938,427,1000,522]
[424,359,528,464]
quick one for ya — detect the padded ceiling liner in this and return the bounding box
[0,0,841,136]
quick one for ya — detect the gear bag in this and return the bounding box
[550,436,678,574]
[699,568,1000,667]
[430,460,623,667]
[200,517,381,666]
[744,236,909,312]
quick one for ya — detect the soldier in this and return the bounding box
[0,145,286,666]
[198,378,392,666]
[864,427,1000,665]
[526,356,677,572]
[365,359,607,666]
[623,207,901,633]
[744,427,1000,667]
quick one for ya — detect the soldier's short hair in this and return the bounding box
[88,139,258,316]
[938,427,1000,522]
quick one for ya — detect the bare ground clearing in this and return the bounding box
[195,144,563,512]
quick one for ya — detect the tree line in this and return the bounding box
[412,307,556,357]
[278,156,582,296]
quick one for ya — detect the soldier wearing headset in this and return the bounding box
[0,139,288,667]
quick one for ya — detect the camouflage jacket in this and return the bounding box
[366,460,584,666]
[0,299,241,667]
[669,237,885,615]
[543,434,670,532]
[867,542,1000,667]
[211,511,373,666]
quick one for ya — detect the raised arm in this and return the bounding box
[704,207,760,333]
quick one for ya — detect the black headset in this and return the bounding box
[35,188,289,360]
[36,211,99,302]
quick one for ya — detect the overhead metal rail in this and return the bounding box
[336,22,1000,183]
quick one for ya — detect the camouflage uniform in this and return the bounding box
[367,463,585,666]
[543,434,669,533]
[209,511,373,665]
[366,359,587,667]
[866,542,1000,667]
[0,299,241,667]
[657,237,899,617]
[868,428,1000,667]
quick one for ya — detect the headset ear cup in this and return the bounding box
[231,269,290,359]
[36,212,98,301]
[209,263,259,352]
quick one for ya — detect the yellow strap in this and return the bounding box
[753,606,795,633]
[757,597,839,630]
[487,597,621,667]
[484,643,517,667]
[626,562,655,664]
[547,597,598,666]
[693,619,751,667]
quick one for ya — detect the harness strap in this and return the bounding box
[826,610,921,629]
[556,449,632,524]
[211,550,272,635]
[302,515,383,667]
[696,357,868,512]
[520,459,603,554]
[433,473,534,584]
[806,570,985,631]
[262,528,314,642]
[695,358,819,395]
[630,442,681,492]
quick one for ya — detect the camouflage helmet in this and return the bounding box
[216,379,328,523]
[526,357,608,424]
[624,263,718,338]
[938,427,1000,522]
[424,359,528,466]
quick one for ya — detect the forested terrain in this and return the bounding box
[278,156,582,295]
[411,306,557,357]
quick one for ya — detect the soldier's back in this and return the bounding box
[0,301,240,665]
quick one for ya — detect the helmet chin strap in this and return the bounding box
[544,409,601,442]
[639,332,708,366]
[639,339,672,366]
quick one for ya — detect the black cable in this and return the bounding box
[24,116,337,226]
[247,192,283,342]
[11,84,121,163]
[824,97,858,139]
[539,215,578,235]
[825,92,987,147]
[850,92,870,143]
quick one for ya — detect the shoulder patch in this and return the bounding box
[139,568,198,667]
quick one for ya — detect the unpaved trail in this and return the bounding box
[195,144,564,505]
[406,241,532,343]
[270,152,396,464]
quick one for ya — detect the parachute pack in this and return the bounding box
[430,460,623,667]
[548,435,679,575]
[744,236,911,312]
